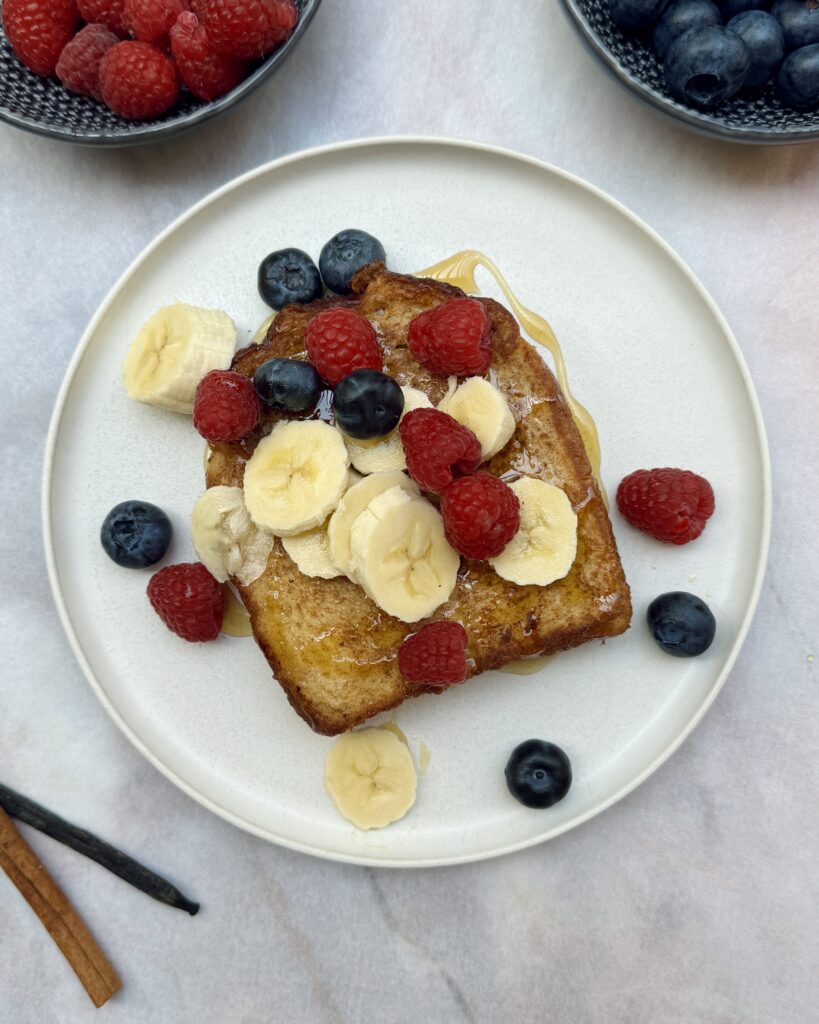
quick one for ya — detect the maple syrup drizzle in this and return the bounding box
[417,251,603,494]
[221,585,252,638]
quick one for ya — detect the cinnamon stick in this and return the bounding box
[0,806,121,1008]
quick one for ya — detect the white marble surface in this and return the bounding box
[1,1,818,1020]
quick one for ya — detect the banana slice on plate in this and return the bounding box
[438,376,515,461]
[489,477,578,586]
[191,485,274,586]
[123,303,237,414]
[281,527,341,580]
[243,420,349,536]
[344,387,432,474]
[350,486,459,623]
[327,471,420,581]
[325,728,417,830]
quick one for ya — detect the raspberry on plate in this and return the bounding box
[616,467,715,544]
[399,407,482,494]
[124,0,188,50]
[195,0,297,59]
[441,472,520,560]
[408,297,492,378]
[193,369,261,443]
[56,22,119,100]
[147,562,224,642]
[398,621,469,688]
[99,40,179,120]
[170,11,250,101]
[77,0,127,36]
[4,0,79,76]
[304,308,381,387]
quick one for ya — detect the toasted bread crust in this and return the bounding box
[206,265,631,734]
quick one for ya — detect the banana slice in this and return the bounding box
[191,485,274,586]
[325,728,417,830]
[251,312,276,345]
[350,486,459,623]
[281,527,341,580]
[243,420,349,537]
[438,376,515,461]
[123,303,237,414]
[343,387,432,475]
[489,477,578,586]
[327,471,420,581]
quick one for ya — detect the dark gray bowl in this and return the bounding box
[560,0,819,143]
[0,0,320,146]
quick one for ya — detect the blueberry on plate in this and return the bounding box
[319,230,386,295]
[647,591,716,657]
[777,42,819,107]
[253,358,322,412]
[771,0,819,52]
[654,0,723,61]
[727,10,785,85]
[718,0,772,18]
[258,249,323,310]
[610,0,672,31]
[101,500,172,569]
[333,369,404,440]
[664,25,751,107]
[505,740,572,809]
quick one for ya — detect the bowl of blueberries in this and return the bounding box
[560,0,819,142]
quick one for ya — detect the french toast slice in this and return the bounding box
[206,264,631,735]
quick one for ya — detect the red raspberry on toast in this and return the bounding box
[398,621,469,687]
[304,308,381,387]
[399,407,481,494]
[193,369,261,443]
[441,472,520,559]
[408,297,492,377]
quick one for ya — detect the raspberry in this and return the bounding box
[195,0,297,59]
[124,0,187,50]
[399,408,481,494]
[170,11,249,101]
[56,23,118,100]
[616,468,715,545]
[441,472,520,560]
[147,563,224,642]
[304,308,381,387]
[408,298,492,378]
[99,40,179,120]
[398,621,468,688]
[3,0,79,76]
[77,0,127,35]
[193,369,261,443]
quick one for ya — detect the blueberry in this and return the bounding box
[654,0,723,60]
[718,0,772,18]
[776,42,819,106]
[771,0,819,51]
[101,500,172,569]
[610,0,672,32]
[333,370,403,440]
[505,740,572,809]
[727,10,785,84]
[664,25,750,106]
[647,591,716,657]
[319,230,386,295]
[257,249,323,310]
[253,358,322,412]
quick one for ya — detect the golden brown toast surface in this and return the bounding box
[206,265,631,735]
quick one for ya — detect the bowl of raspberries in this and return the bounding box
[560,0,819,143]
[0,0,320,144]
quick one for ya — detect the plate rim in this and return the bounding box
[41,135,772,867]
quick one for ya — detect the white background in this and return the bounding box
[1,1,818,1021]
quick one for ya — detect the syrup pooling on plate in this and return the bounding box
[417,251,604,496]
[221,585,252,637]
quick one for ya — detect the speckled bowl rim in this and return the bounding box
[0,0,322,147]
[558,0,819,145]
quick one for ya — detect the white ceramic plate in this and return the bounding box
[43,138,770,867]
